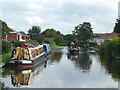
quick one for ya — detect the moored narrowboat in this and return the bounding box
[9,43,45,69]
[43,44,52,55]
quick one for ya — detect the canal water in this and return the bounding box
[0,47,119,88]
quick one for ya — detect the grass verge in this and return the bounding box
[0,52,11,65]
[90,47,99,51]
[50,44,64,50]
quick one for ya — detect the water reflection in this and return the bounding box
[51,50,63,63]
[78,53,92,72]
[0,81,5,90]
[1,47,119,88]
[10,62,47,87]
[3,54,51,88]
[2,68,11,78]
[67,47,92,73]
[100,56,120,81]
[2,51,63,88]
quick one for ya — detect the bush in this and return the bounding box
[106,41,114,57]
[14,40,21,47]
[99,41,108,55]
[26,40,37,43]
[89,41,97,47]
[99,37,120,57]
[2,40,11,54]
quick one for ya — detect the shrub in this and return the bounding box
[99,37,120,57]
[14,40,21,47]
[99,41,107,55]
[106,41,114,57]
[89,41,97,47]
[2,40,11,54]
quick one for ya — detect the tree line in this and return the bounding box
[1,17,120,54]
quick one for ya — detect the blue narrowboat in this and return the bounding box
[43,44,52,55]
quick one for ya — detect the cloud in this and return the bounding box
[0,0,119,34]
[25,16,44,25]
[119,1,120,18]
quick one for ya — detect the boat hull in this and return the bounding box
[70,50,79,55]
[9,54,45,70]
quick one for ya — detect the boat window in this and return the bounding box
[24,48,30,60]
[11,49,17,59]
[36,49,38,55]
[31,50,35,58]
[39,47,44,54]
[43,46,47,51]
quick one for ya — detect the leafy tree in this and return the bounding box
[1,20,9,39]
[41,28,64,45]
[114,18,120,33]
[19,31,26,35]
[63,34,80,46]
[28,25,42,42]
[64,34,73,43]
[2,40,11,54]
[74,22,93,46]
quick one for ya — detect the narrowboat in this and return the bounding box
[43,44,52,55]
[69,45,79,55]
[9,43,45,69]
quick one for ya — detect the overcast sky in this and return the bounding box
[0,0,119,34]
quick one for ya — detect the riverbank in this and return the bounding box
[89,47,99,52]
[89,47,120,60]
[50,44,64,50]
[0,52,11,67]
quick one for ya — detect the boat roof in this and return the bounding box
[43,44,50,46]
[16,44,43,49]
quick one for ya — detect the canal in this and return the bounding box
[0,47,119,88]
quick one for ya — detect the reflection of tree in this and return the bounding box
[51,51,62,63]
[67,51,92,73]
[0,81,5,90]
[78,53,92,72]
[2,68,11,78]
[100,56,120,81]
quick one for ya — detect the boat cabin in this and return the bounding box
[11,44,45,60]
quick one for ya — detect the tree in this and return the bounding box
[1,20,9,39]
[114,18,120,33]
[19,31,26,35]
[28,25,41,41]
[41,28,64,45]
[2,40,11,54]
[74,22,93,46]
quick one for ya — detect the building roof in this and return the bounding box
[100,33,120,37]
[8,27,29,36]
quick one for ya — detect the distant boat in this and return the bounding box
[9,43,46,69]
[69,45,79,55]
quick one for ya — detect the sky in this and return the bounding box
[0,0,119,35]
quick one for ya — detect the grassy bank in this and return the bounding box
[50,44,64,50]
[90,47,99,51]
[89,47,99,52]
[0,52,11,65]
